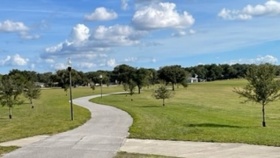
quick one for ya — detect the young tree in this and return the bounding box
[0,75,23,119]
[24,81,41,109]
[234,64,280,127]
[153,84,173,106]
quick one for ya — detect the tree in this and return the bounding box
[123,80,136,99]
[134,68,149,94]
[113,64,136,84]
[24,81,41,109]
[153,84,173,106]
[234,64,280,127]
[158,65,187,91]
[0,75,23,119]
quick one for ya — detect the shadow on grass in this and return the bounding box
[186,123,244,128]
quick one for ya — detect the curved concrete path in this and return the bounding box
[2,94,133,158]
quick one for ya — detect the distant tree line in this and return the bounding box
[0,64,279,90]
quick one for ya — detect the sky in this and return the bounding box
[1,0,280,74]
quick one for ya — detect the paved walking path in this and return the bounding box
[1,93,133,158]
[120,139,280,158]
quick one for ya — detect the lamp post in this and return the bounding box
[67,58,74,121]
[99,74,103,98]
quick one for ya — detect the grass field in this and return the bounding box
[0,85,124,156]
[0,85,124,143]
[0,87,90,143]
[92,79,280,146]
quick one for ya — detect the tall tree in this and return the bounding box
[158,65,187,91]
[134,68,149,94]
[234,64,280,127]
[113,64,136,84]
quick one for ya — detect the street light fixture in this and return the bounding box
[99,74,103,98]
[67,58,74,121]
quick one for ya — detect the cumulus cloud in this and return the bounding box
[228,55,278,65]
[132,2,195,30]
[43,24,146,70]
[0,20,29,32]
[71,24,90,43]
[92,25,145,46]
[218,0,280,20]
[85,7,118,21]
[45,24,144,55]
[0,54,29,66]
[0,20,39,40]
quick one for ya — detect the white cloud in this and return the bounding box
[132,2,195,30]
[121,0,129,10]
[0,54,29,66]
[0,20,40,40]
[71,24,90,43]
[255,55,278,64]
[228,55,278,65]
[85,7,118,21]
[92,25,144,46]
[0,56,11,65]
[13,54,29,65]
[0,20,29,32]
[218,0,280,20]
[45,24,144,55]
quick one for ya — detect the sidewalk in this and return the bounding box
[120,139,280,158]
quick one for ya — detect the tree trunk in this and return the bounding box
[138,86,141,94]
[163,99,165,106]
[172,83,175,91]
[30,99,34,109]
[9,107,12,119]
[262,103,266,127]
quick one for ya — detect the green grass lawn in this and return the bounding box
[0,85,122,156]
[92,79,280,146]
[0,87,90,143]
[0,85,123,143]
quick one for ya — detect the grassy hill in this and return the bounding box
[92,79,280,146]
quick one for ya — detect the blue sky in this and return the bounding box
[1,0,280,74]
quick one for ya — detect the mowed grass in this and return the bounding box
[92,79,280,146]
[0,86,117,143]
[0,85,122,155]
